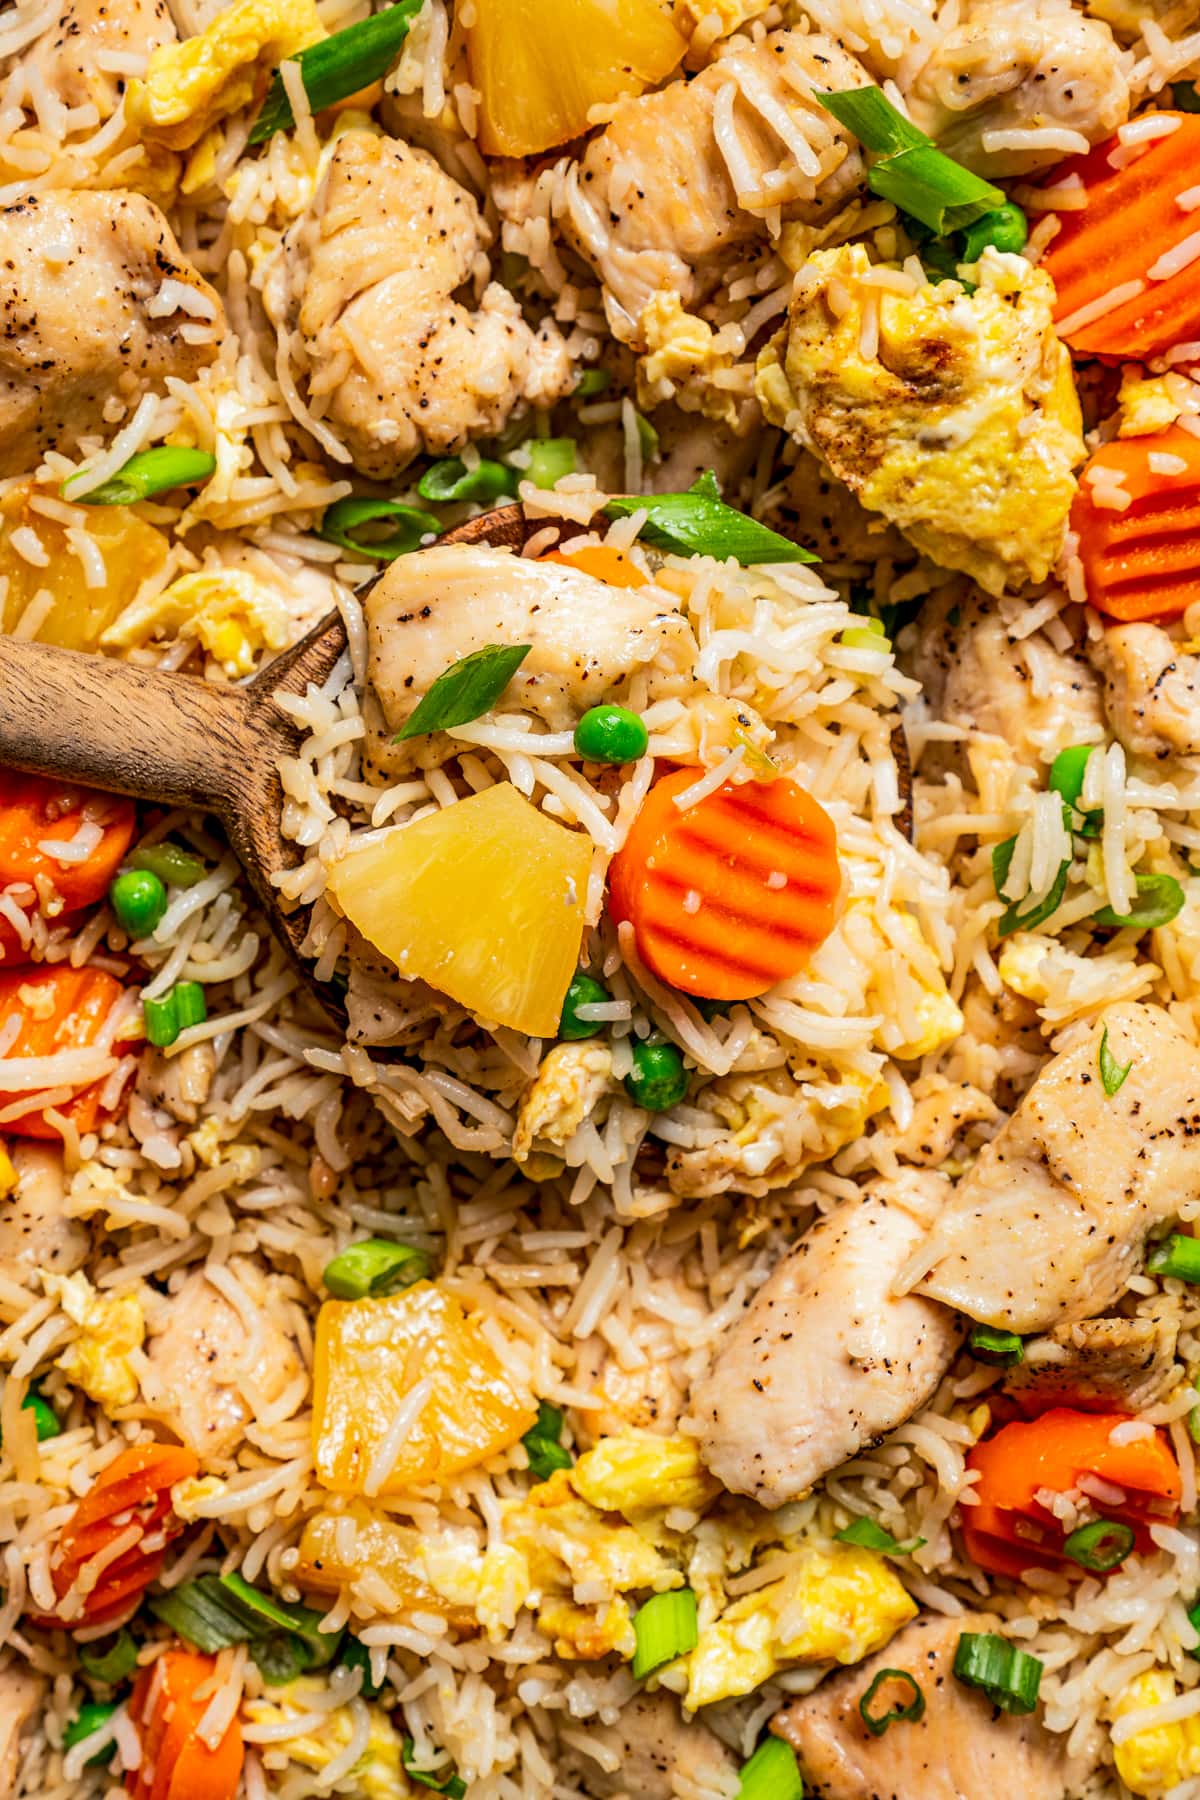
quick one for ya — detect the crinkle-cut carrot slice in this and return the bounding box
[127,1649,244,1800]
[1071,423,1200,620]
[0,963,132,1140]
[607,768,841,1001]
[1042,113,1200,360]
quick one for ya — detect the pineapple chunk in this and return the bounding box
[326,783,591,1038]
[0,485,169,652]
[466,0,686,158]
[312,1281,536,1495]
[295,1505,478,1628]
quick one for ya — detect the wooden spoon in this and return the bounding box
[0,506,527,1015]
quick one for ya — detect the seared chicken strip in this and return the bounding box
[1007,1309,1179,1413]
[901,1004,1200,1334]
[693,1174,963,1507]
[773,1612,1076,1800]
[265,131,571,479]
[909,0,1129,176]
[0,1144,88,1286]
[565,1689,737,1800]
[913,588,1103,767]
[18,0,176,120]
[0,189,223,476]
[1090,622,1200,759]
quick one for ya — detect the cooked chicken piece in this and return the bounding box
[909,0,1129,177]
[135,1043,217,1126]
[871,1077,999,1169]
[0,1144,88,1285]
[693,1174,964,1507]
[264,131,571,479]
[1090,622,1200,760]
[365,543,686,740]
[562,29,868,341]
[143,1268,302,1459]
[0,1663,45,1795]
[1008,1308,1179,1413]
[564,1688,737,1800]
[0,189,223,477]
[902,1004,1200,1334]
[773,1612,1076,1800]
[912,588,1103,767]
[16,0,175,120]
[757,245,1085,594]
[513,1043,615,1162]
[344,938,446,1049]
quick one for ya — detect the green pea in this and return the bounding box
[109,869,167,937]
[63,1700,118,1766]
[0,1389,59,1449]
[624,1041,689,1112]
[961,203,1028,263]
[559,973,611,1041]
[573,705,648,765]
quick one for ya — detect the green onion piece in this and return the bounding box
[63,1700,119,1766]
[77,1628,138,1684]
[1094,873,1186,931]
[339,1635,384,1699]
[992,838,1071,938]
[218,1571,342,1682]
[129,841,206,889]
[858,1667,926,1736]
[1049,744,1103,837]
[816,87,1005,234]
[841,617,889,652]
[1190,1394,1200,1447]
[953,1632,1043,1715]
[318,496,441,563]
[605,471,818,566]
[575,368,611,399]
[634,410,660,463]
[322,1238,430,1299]
[1098,1025,1133,1098]
[1061,1518,1135,1572]
[815,86,929,155]
[250,0,423,143]
[174,981,207,1030]
[631,1588,699,1680]
[1147,1233,1200,1283]
[522,1400,573,1480]
[736,1735,804,1800]
[142,980,207,1049]
[417,458,518,505]
[64,447,217,506]
[396,643,531,741]
[1176,79,1200,112]
[835,1517,925,1554]
[150,1576,252,1653]
[402,1737,467,1797]
[524,438,578,490]
[968,1324,1025,1366]
[960,202,1028,263]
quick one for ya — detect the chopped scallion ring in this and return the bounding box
[835,1516,925,1554]
[64,446,217,506]
[1061,1518,1135,1572]
[402,1737,467,1796]
[1098,1025,1133,1098]
[318,496,442,563]
[250,0,424,144]
[1049,744,1102,837]
[1094,873,1186,931]
[77,1628,138,1684]
[1147,1233,1200,1283]
[736,1736,804,1799]
[322,1238,430,1299]
[142,980,206,1049]
[605,471,817,565]
[858,1667,926,1736]
[130,841,207,889]
[524,437,578,490]
[816,87,1006,234]
[968,1324,1025,1366]
[396,643,532,741]
[631,1588,698,1679]
[953,1631,1043,1715]
[417,458,518,504]
[522,1401,573,1480]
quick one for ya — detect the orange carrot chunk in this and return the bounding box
[1071,424,1200,621]
[127,1648,244,1800]
[1042,114,1200,360]
[0,963,132,1140]
[0,773,135,956]
[542,544,649,588]
[607,768,840,1001]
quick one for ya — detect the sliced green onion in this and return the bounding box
[323,1238,430,1299]
[605,471,817,565]
[1062,1518,1135,1572]
[1190,1394,1200,1447]
[417,458,518,505]
[631,1588,698,1679]
[960,202,1028,263]
[250,0,423,143]
[858,1667,925,1736]
[1049,744,1103,837]
[150,1576,250,1653]
[339,1635,383,1699]
[402,1738,467,1797]
[129,841,206,889]
[816,87,1005,234]
[992,834,1071,938]
[63,1700,119,1767]
[1094,873,1186,931]
[634,410,660,463]
[953,1632,1043,1715]
[152,1573,342,1682]
[575,368,611,399]
[840,617,889,652]
[65,447,217,506]
[142,980,207,1049]
[736,1735,804,1800]
[318,496,441,563]
[396,643,531,741]
[522,1401,573,1480]
[524,438,578,490]
[815,86,928,155]
[1098,1025,1133,1098]
[1147,1233,1200,1283]
[835,1517,925,1554]
[78,1628,138,1684]
[968,1324,1025,1366]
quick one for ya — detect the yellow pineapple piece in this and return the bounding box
[465,0,686,158]
[325,783,591,1037]
[295,1504,478,1628]
[312,1281,536,1495]
[0,485,169,652]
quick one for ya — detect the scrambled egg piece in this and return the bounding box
[637,291,740,423]
[538,1594,636,1660]
[171,1475,228,1521]
[244,1682,403,1800]
[757,245,1084,594]
[683,1540,917,1709]
[668,1065,889,1197]
[0,1144,15,1199]
[423,1541,532,1641]
[42,1272,144,1412]
[570,1431,720,1518]
[1118,370,1182,438]
[847,899,963,1061]
[512,1043,615,1163]
[102,567,291,677]
[1112,1671,1200,1796]
[126,0,326,151]
[510,1469,681,1597]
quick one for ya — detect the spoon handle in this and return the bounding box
[0,634,251,810]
